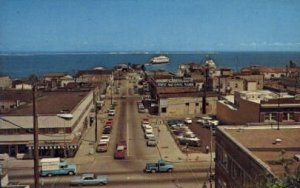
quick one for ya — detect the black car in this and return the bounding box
[102,126,112,134]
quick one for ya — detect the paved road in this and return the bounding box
[6,77,214,188]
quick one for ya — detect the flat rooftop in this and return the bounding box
[5,91,90,115]
[238,90,293,104]
[222,126,300,178]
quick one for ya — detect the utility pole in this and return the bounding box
[209,124,213,188]
[94,90,98,143]
[277,93,280,130]
[32,85,40,188]
[110,73,113,105]
[218,76,221,100]
[202,66,209,114]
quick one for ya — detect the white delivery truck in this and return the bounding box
[40,158,77,177]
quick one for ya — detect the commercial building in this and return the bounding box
[148,77,218,116]
[0,90,94,158]
[213,74,264,95]
[217,90,300,125]
[76,69,113,83]
[215,125,300,188]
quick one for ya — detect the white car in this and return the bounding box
[196,116,212,127]
[147,137,157,146]
[145,132,155,139]
[100,135,110,143]
[108,109,115,116]
[143,124,153,132]
[208,119,219,126]
[141,122,150,129]
[184,117,193,124]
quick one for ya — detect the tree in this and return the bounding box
[262,150,300,188]
[28,74,39,84]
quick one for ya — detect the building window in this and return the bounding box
[195,103,199,106]
[218,147,229,171]
[264,113,277,122]
[161,107,167,113]
[283,112,294,121]
[185,103,189,106]
[235,83,238,88]
[222,152,228,169]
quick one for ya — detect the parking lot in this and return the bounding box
[165,117,216,154]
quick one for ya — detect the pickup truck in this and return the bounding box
[40,158,77,177]
[70,173,108,186]
[144,160,174,173]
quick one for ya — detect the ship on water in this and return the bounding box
[150,55,170,64]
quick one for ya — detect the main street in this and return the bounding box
[6,76,213,188]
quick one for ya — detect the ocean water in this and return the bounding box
[0,52,300,79]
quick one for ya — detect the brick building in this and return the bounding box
[215,125,300,188]
[217,90,300,125]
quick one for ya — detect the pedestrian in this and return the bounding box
[205,145,210,154]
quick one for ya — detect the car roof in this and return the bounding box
[116,145,125,150]
[82,173,95,178]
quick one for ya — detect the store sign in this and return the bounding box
[157,81,195,87]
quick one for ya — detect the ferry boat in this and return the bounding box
[150,55,170,64]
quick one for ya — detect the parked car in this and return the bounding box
[114,145,125,159]
[142,121,150,129]
[144,130,155,139]
[70,173,108,186]
[196,116,212,125]
[108,109,115,116]
[147,137,157,147]
[143,124,153,132]
[172,126,190,134]
[184,117,193,124]
[102,126,112,134]
[105,118,113,125]
[105,121,113,127]
[100,135,110,143]
[197,116,219,127]
[167,119,184,127]
[143,118,150,123]
[179,139,201,147]
[96,142,108,152]
[178,132,201,147]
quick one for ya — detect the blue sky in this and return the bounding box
[0,0,300,52]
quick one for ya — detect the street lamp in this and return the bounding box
[57,113,73,158]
